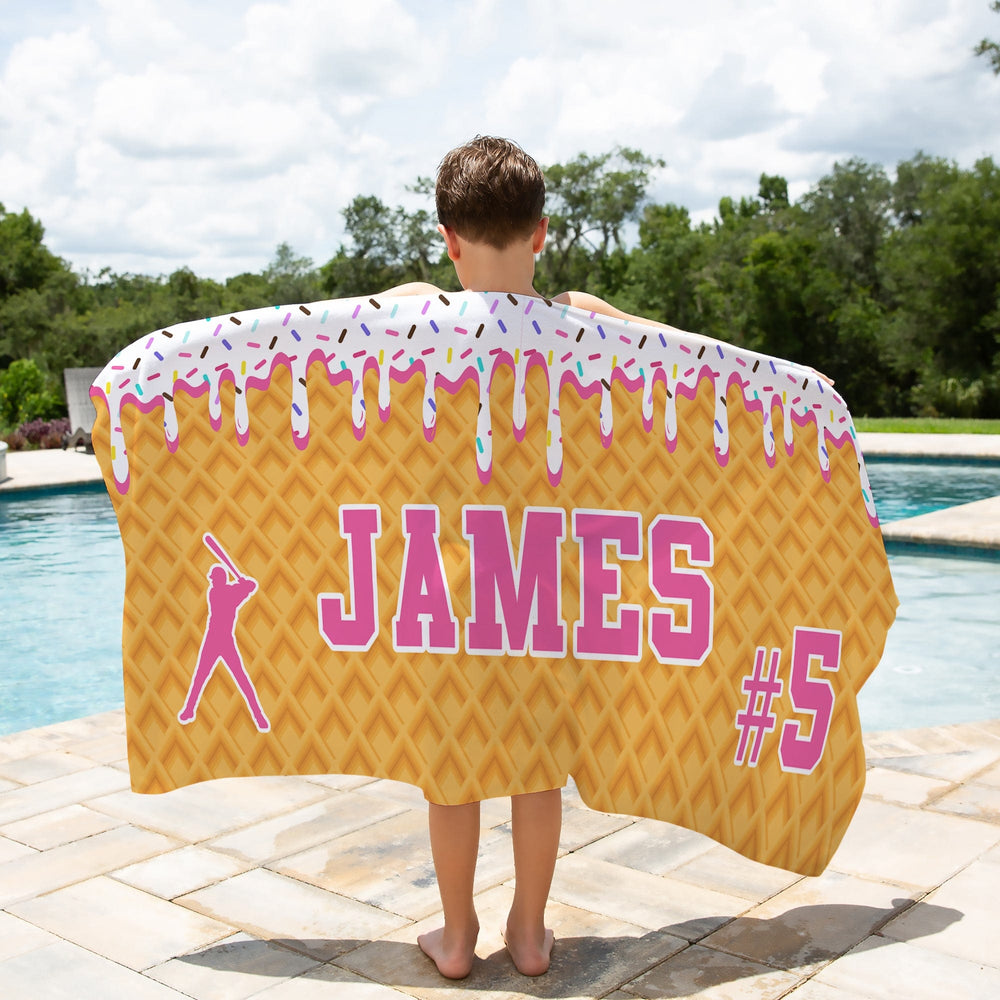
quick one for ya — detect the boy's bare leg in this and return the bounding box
[504,787,561,976]
[419,800,481,979]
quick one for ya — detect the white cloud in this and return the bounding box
[0,0,998,280]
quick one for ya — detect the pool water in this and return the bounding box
[1,461,999,736]
[865,457,1000,522]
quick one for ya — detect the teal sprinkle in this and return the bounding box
[321,310,328,323]
[477,357,484,372]
[340,360,347,370]
[390,303,398,318]
[477,437,484,454]
[561,306,569,318]
[577,361,583,377]
[251,319,259,332]
[183,330,191,343]
[136,384,143,396]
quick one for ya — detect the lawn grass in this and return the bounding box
[854,417,1000,434]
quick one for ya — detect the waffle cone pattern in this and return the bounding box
[92,292,897,875]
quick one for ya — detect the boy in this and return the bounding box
[382,136,683,980]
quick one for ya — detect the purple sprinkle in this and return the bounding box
[533,320,542,334]
[361,323,371,336]
[222,339,232,351]
[659,333,667,347]
[716,345,725,359]
[430,320,439,332]
[597,325,606,339]
[292,403,302,416]
[498,319,507,333]
[291,329,301,342]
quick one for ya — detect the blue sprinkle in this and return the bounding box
[222,339,232,351]
[716,344,724,359]
[430,320,439,333]
[714,420,723,434]
[532,320,541,335]
[598,325,606,339]
[459,300,467,316]
[292,403,302,416]
[361,323,371,336]
[291,329,301,342]
[498,319,507,333]
[770,361,777,374]
[429,399,437,411]
[659,333,666,347]
[154,351,163,361]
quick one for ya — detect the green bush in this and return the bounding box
[0,359,63,429]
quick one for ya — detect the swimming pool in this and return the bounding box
[1,461,998,735]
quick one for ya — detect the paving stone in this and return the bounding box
[0,749,102,784]
[669,844,802,902]
[0,824,178,907]
[147,932,320,999]
[557,803,635,853]
[208,790,407,863]
[973,759,1000,789]
[88,775,330,842]
[576,818,715,874]
[340,883,689,1000]
[0,939,189,998]
[357,777,429,807]
[871,748,1000,784]
[549,852,749,938]
[178,868,410,962]
[254,963,415,998]
[269,809,514,921]
[927,782,1000,824]
[0,910,59,962]
[71,732,129,765]
[814,934,1000,999]
[0,834,36,863]
[0,777,20,792]
[0,802,124,849]
[701,869,914,973]
[862,766,951,807]
[880,859,1000,968]
[114,844,251,898]
[623,942,802,999]
[8,875,234,972]
[829,797,1000,888]
[779,980,872,999]
[0,764,128,825]
[300,773,377,791]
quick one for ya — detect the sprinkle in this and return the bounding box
[524,299,533,314]
[222,339,233,351]
[251,319,259,332]
[639,335,647,349]
[299,305,311,315]
[200,346,209,359]
[577,361,583,376]
[447,348,453,364]
[369,298,380,309]
[386,328,399,337]
[548,350,554,366]
[477,357,484,372]
[421,300,430,315]
[408,324,416,339]
[291,329,301,342]
[459,300,467,316]
[597,325,606,339]
[321,310,329,323]
[698,345,706,359]
[476,323,484,338]
[456,326,468,335]
[490,298,499,314]
[292,402,302,416]
[421,348,435,356]
[576,328,585,342]
[390,304,397,318]
[269,336,278,350]
[339,329,347,343]
[561,351,572,363]
[393,349,405,361]
[353,349,366,358]
[282,313,291,327]
[498,319,507,333]
[507,293,518,305]
[619,334,632,345]
[229,316,241,325]
[439,294,450,306]
[361,323,372,336]
[461,348,472,359]
[352,304,361,319]
[430,320,439,333]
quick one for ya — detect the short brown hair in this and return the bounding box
[435,136,546,249]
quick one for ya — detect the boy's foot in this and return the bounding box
[418,925,478,980]
[502,924,554,977]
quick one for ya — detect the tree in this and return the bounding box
[538,147,665,296]
[975,1,1000,74]
[264,242,320,304]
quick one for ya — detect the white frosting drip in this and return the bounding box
[91,291,877,521]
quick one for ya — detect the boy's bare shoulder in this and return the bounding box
[552,290,668,330]
[378,281,446,297]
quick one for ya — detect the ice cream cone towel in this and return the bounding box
[92,291,897,876]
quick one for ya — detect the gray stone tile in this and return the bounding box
[815,934,1000,999]
[828,797,1000,888]
[89,776,330,842]
[576,818,715,874]
[0,835,36,863]
[862,766,951,807]
[871,747,1000,783]
[254,963,414,998]
[669,844,802,902]
[0,824,177,907]
[927,781,1000,824]
[0,802,125,849]
[0,764,128,825]
[556,805,638,853]
[549,853,749,937]
[623,942,802,999]
[0,910,59,962]
[208,790,407,863]
[178,868,410,962]
[147,932,319,999]
[114,845,251,898]
[0,749,101,784]
[8,875,234,972]
[0,938,190,998]
[340,882,689,1000]
[701,870,914,973]
[269,809,514,921]
[880,859,1000,967]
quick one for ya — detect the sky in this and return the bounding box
[1,0,998,282]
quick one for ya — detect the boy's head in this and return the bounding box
[435,136,546,250]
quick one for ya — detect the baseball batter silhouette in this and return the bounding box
[178,533,270,732]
